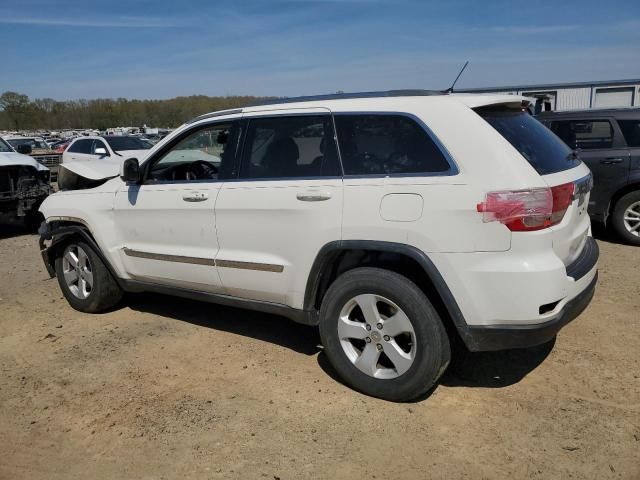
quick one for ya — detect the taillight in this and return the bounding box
[550,182,575,225]
[477,188,552,231]
[477,182,575,232]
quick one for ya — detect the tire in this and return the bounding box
[319,267,451,402]
[54,240,123,313]
[611,190,640,246]
[24,210,44,232]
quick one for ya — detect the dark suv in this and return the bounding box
[537,109,640,245]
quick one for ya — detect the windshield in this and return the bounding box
[0,138,13,153]
[476,108,580,175]
[7,138,49,150]
[103,136,149,151]
[138,138,155,148]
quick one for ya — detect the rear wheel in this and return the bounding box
[611,191,640,246]
[54,241,123,312]
[319,267,450,401]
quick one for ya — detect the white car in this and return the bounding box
[38,90,598,401]
[60,135,151,187]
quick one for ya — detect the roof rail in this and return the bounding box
[247,89,445,107]
[185,108,243,125]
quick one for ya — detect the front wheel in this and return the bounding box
[319,267,451,401]
[611,190,640,246]
[54,241,123,312]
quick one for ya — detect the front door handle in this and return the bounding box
[182,192,208,202]
[601,157,624,165]
[296,191,332,202]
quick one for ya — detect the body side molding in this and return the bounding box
[123,247,216,266]
[122,247,283,272]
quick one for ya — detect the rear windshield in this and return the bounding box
[0,138,13,153]
[476,108,579,175]
[103,136,149,151]
[7,138,49,150]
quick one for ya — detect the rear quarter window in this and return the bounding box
[477,108,578,175]
[334,114,452,176]
[548,120,614,150]
[618,119,640,147]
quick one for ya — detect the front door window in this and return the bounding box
[148,123,235,182]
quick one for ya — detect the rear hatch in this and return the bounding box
[476,106,593,265]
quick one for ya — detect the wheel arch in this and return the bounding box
[304,240,473,348]
[606,180,640,225]
[610,181,640,210]
[40,219,123,287]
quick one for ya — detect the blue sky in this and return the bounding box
[1,0,639,100]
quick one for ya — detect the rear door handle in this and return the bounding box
[182,192,208,202]
[601,158,624,165]
[296,191,332,202]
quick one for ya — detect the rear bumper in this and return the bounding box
[459,271,597,351]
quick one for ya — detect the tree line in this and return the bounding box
[0,91,269,131]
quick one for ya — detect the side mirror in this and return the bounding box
[16,143,32,155]
[120,158,140,183]
[94,147,108,156]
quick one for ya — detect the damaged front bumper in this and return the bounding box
[0,165,52,223]
[38,221,56,277]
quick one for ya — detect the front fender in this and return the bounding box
[38,221,122,288]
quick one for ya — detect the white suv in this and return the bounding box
[59,135,151,188]
[38,91,598,401]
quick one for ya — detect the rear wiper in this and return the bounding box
[567,148,581,161]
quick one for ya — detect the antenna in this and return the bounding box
[445,61,469,93]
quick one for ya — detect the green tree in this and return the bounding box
[0,91,31,130]
[0,91,272,131]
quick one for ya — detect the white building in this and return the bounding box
[459,78,640,113]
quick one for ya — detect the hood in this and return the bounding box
[113,149,150,161]
[0,151,49,171]
[60,149,149,181]
[61,158,121,180]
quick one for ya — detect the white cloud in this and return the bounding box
[0,16,181,28]
[477,24,580,34]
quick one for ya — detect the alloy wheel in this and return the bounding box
[62,244,94,299]
[623,201,640,237]
[338,294,416,379]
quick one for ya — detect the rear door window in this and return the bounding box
[548,120,614,150]
[618,120,640,147]
[239,115,340,179]
[477,108,578,175]
[334,114,452,175]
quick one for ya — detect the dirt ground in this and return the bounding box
[0,225,638,480]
